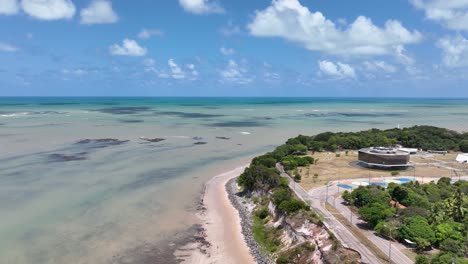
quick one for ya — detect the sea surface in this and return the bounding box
[1,97,468,263]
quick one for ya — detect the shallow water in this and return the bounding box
[1,97,467,263]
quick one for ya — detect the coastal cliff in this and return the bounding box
[227,178,360,264]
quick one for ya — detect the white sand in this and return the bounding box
[175,165,255,264]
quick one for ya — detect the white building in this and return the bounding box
[456,153,468,163]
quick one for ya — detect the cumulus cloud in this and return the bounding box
[161,59,199,80]
[62,68,87,75]
[0,0,19,15]
[410,0,468,31]
[363,60,397,73]
[318,60,356,79]
[168,59,186,79]
[0,42,18,52]
[80,0,118,24]
[21,0,76,20]
[219,20,241,36]
[248,0,422,56]
[179,0,224,15]
[138,28,164,39]
[109,39,147,56]
[220,59,252,84]
[220,46,234,56]
[437,35,468,67]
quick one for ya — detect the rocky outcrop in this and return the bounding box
[226,178,273,264]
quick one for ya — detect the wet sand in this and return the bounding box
[176,165,255,264]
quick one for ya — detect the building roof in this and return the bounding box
[456,153,468,163]
[359,147,409,156]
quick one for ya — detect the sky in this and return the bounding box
[1,0,468,97]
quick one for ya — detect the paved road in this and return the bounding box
[276,164,383,264]
[309,183,412,264]
[308,175,468,264]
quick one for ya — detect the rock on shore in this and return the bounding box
[225,178,273,264]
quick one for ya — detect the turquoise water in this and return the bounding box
[1,97,468,263]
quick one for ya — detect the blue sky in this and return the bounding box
[1,0,468,97]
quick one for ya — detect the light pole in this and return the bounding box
[326,182,329,204]
[384,224,394,262]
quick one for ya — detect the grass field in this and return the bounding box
[297,151,468,191]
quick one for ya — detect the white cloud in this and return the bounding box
[318,60,356,79]
[437,35,468,67]
[179,0,224,15]
[248,0,422,56]
[21,0,75,20]
[220,20,241,36]
[164,59,199,80]
[143,58,155,67]
[62,68,87,75]
[109,39,147,56]
[220,46,235,56]
[0,42,18,52]
[186,63,199,77]
[168,59,185,79]
[363,60,397,73]
[0,0,19,15]
[80,0,118,25]
[410,0,468,31]
[220,59,252,84]
[138,28,164,39]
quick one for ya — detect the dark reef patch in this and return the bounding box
[119,119,144,123]
[91,106,153,115]
[139,137,165,143]
[155,111,224,118]
[48,152,88,162]
[112,224,206,264]
[305,111,405,118]
[30,111,68,115]
[207,120,267,127]
[39,103,80,106]
[216,136,231,140]
[194,141,208,145]
[74,138,130,148]
[323,118,385,125]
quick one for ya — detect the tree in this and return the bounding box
[359,202,395,227]
[460,139,468,153]
[435,222,464,245]
[437,177,451,187]
[272,188,291,206]
[415,255,430,264]
[342,190,352,204]
[398,216,435,251]
[278,199,309,214]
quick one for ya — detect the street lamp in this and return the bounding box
[383,224,395,261]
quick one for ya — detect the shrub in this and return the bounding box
[391,171,400,176]
[256,207,269,220]
[276,255,289,264]
[278,199,309,214]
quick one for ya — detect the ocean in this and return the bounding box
[1,97,467,263]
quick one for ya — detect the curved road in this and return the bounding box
[276,164,383,264]
[278,161,468,264]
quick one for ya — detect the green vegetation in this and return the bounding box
[344,178,468,260]
[287,125,468,151]
[237,126,468,263]
[252,213,282,253]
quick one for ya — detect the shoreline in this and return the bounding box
[175,165,257,264]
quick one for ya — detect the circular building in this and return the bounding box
[358,147,410,170]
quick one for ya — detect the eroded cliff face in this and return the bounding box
[265,202,361,264]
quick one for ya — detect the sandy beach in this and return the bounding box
[175,165,256,264]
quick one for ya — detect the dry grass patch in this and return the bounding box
[297,151,467,191]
